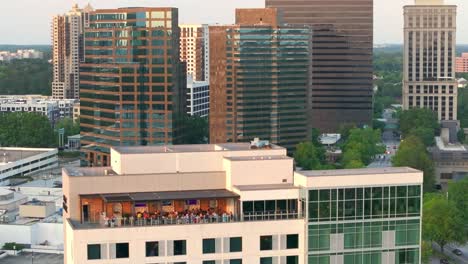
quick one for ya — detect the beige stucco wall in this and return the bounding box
[294,170,423,188]
[225,158,294,187]
[19,202,55,218]
[67,219,305,264]
[112,148,286,175]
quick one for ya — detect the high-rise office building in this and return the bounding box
[209,8,311,150]
[63,143,423,264]
[52,4,93,99]
[79,7,186,166]
[180,24,208,81]
[403,0,457,121]
[266,0,374,132]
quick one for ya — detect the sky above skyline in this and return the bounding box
[1,0,466,45]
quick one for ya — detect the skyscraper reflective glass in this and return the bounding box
[80,8,185,166]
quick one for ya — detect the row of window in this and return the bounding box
[88,234,299,260]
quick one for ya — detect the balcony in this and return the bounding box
[70,190,304,229]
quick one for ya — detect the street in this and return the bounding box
[368,109,400,168]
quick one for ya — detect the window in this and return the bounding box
[260,257,273,264]
[174,240,186,255]
[146,241,159,257]
[230,259,242,264]
[260,235,273,251]
[203,261,216,264]
[286,234,299,249]
[230,237,242,252]
[203,238,216,254]
[287,256,298,264]
[116,243,129,258]
[87,244,101,260]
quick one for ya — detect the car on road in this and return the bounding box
[440,259,449,264]
[452,248,463,256]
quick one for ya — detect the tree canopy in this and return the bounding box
[448,177,468,237]
[341,127,385,168]
[422,194,466,252]
[0,59,52,95]
[399,108,439,146]
[392,136,435,192]
[0,112,55,148]
[179,115,209,144]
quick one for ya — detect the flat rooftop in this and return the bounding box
[297,167,420,177]
[113,143,283,154]
[0,148,55,165]
[64,167,115,177]
[435,137,467,152]
[224,155,291,161]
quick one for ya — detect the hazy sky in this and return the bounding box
[1,0,466,44]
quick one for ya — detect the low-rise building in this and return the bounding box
[187,76,209,117]
[0,148,58,186]
[63,143,423,264]
[429,136,468,187]
[0,95,78,122]
[456,52,468,73]
[0,50,44,62]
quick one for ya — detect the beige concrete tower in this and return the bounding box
[51,4,93,99]
[179,24,208,81]
[403,0,457,120]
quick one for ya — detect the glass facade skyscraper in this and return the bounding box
[80,7,185,166]
[307,185,422,264]
[210,8,311,150]
[266,0,374,133]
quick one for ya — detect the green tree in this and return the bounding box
[0,112,55,148]
[341,127,385,168]
[392,136,435,192]
[448,177,468,236]
[407,127,435,146]
[423,194,465,253]
[0,59,52,95]
[294,141,326,170]
[55,118,80,140]
[180,115,208,144]
[458,89,468,129]
[399,108,439,145]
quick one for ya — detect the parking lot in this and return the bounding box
[1,252,63,264]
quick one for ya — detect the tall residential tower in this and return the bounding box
[209,8,311,150]
[79,7,186,166]
[403,0,457,121]
[52,4,93,99]
[266,0,374,132]
[179,24,209,81]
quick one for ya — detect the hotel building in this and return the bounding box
[52,4,93,99]
[79,7,186,166]
[63,143,423,264]
[209,8,311,150]
[403,0,458,121]
[266,0,374,132]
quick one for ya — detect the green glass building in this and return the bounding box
[79,7,185,166]
[210,8,312,151]
[301,170,422,264]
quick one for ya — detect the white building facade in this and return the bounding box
[187,76,209,117]
[63,143,423,264]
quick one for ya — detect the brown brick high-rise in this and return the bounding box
[266,0,374,132]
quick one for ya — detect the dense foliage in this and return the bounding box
[0,59,52,95]
[294,129,328,170]
[55,118,80,140]
[448,177,468,235]
[373,50,403,118]
[0,112,55,147]
[399,108,439,146]
[423,193,466,253]
[341,127,385,169]
[180,115,209,144]
[458,88,468,131]
[392,136,435,192]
